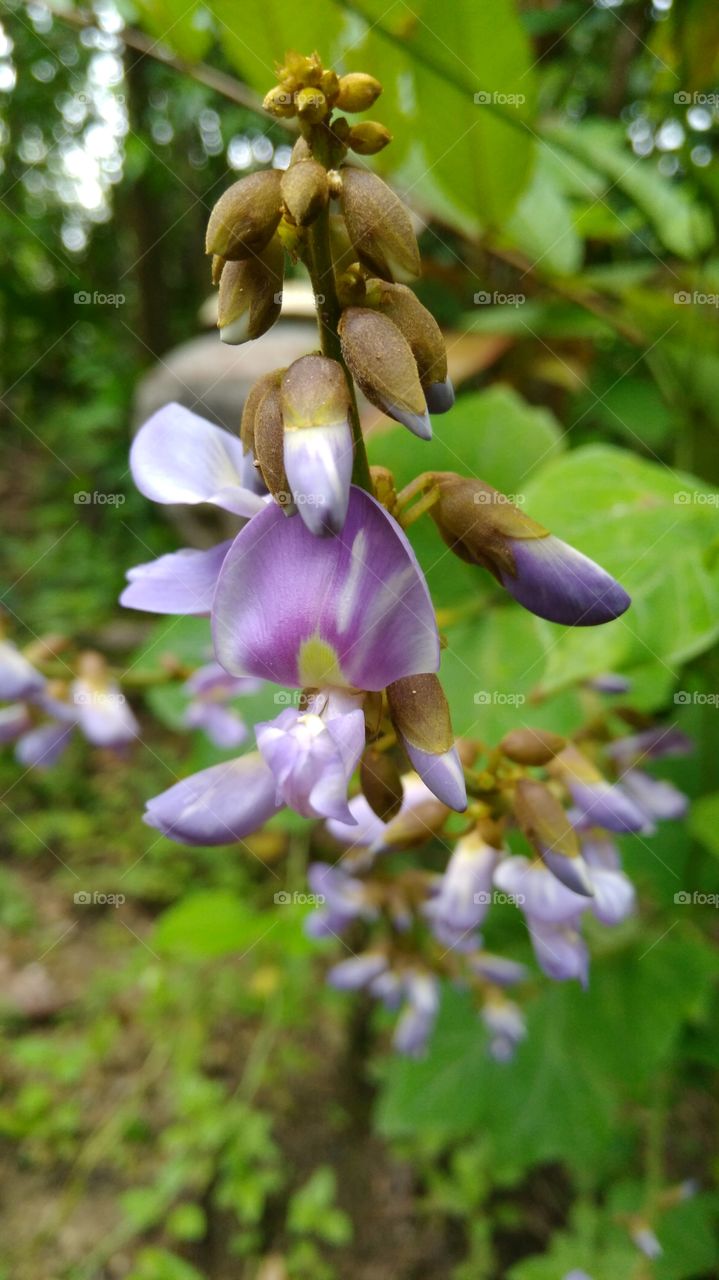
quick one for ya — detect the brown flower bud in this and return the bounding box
[328,212,356,275]
[427,473,547,574]
[263,85,296,118]
[290,135,313,164]
[387,673,454,756]
[500,728,567,766]
[381,795,449,851]
[281,355,351,431]
[206,169,283,260]
[331,116,351,145]
[372,279,447,390]
[360,747,403,821]
[348,121,392,155]
[336,72,383,113]
[339,306,430,439]
[340,166,420,283]
[253,373,295,514]
[296,86,327,123]
[241,369,283,456]
[281,159,329,227]
[211,254,226,286]
[513,777,593,896]
[217,237,284,345]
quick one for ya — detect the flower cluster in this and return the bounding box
[117,49,683,1058]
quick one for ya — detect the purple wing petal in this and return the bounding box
[16,720,74,769]
[213,486,439,690]
[144,751,280,846]
[284,422,354,537]
[121,541,233,615]
[0,642,45,701]
[130,403,266,517]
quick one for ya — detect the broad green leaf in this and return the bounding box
[154,890,261,957]
[210,0,344,90]
[129,0,213,62]
[504,150,583,276]
[689,792,719,860]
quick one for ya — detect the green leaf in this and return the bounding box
[210,1,344,91]
[130,0,213,62]
[688,792,719,860]
[504,150,583,276]
[154,890,260,958]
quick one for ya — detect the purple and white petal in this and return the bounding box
[529,918,589,986]
[284,422,354,536]
[256,706,365,822]
[185,700,248,750]
[130,403,265,517]
[619,768,688,823]
[0,641,45,702]
[73,679,139,748]
[16,720,74,769]
[327,952,387,990]
[482,998,526,1062]
[468,952,528,986]
[393,971,440,1057]
[185,662,262,699]
[607,726,693,768]
[401,740,467,812]
[0,703,32,743]
[494,855,588,925]
[426,832,499,934]
[500,535,631,627]
[121,541,233,615]
[144,751,280,845]
[567,777,649,834]
[213,486,439,690]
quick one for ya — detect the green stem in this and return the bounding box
[303,130,373,493]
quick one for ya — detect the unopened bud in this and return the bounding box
[296,86,327,123]
[348,121,392,155]
[372,280,448,402]
[513,778,592,896]
[253,373,295,514]
[263,85,296,118]
[320,69,340,104]
[331,116,351,145]
[339,306,431,439]
[360,748,403,821]
[206,170,283,260]
[241,369,283,455]
[281,159,329,227]
[277,50,322,87]
[281,356,354,536]
[336,72,383,113]
[217,238,284,344]
[340,167,420,283]
[211,254,226,286]
[500,728,567,766]
[387,674,466,812]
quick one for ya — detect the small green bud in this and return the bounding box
[281,159,329,227]
[338,306,431,439]
[331,116,351,144]
[348,121,392,155]
[336,72,383,113]
[386,673,454,755]
[296,86,327,123]
[500,728,567,766]
[360,748,403,821]
[427,473,548,574]
[263,85,296,118]
[217,238,284,345]
[372,280,447,387]
[320,68,340,104]
[206,169,283,260]
[340,166,420,283]
[253,372,295,514]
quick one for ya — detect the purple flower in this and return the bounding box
[121,405,266,615]
[0,703,32,743]
[398,739,467,812]
[468,953,528,986]
[183,661,261,750]
[0,641,45,702]
[581,836,635,925]
[586,673,631,694]
[616,768,687,824]
[529,918,589,986]
[424,832,499,945]
[71,675,139,749]
[553,745,648,835]
[392,970,440,1057]
[256,702,365,822]
[501,535,631,627]
[481,997,526,1062]
[494,855,588,925]
[212,486,439,691]
[306,861,377,938]
[144,751,280,845]
[284,421,353,536]
[15,719,75,769]
[327,951,387,989]
[607,725,693,768]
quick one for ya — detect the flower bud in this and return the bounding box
[277,50,322,87]
[281,355,354,536]
[372,280,451,410]
[427,473,631,627]
[340,167,420,283]
[348,121,392,155]
[339,306,431,440]
[296,86,327,123]
[253,373,295,514]
[281,158,329,227]
[217,238,284,345]
[387,673,466,812]
[240,371,283,493]
[549,743,647,834]
[336,72,383,113]
[211,254,225,286]
[263,85,296,117]
[206,170,283,260]
[500,727,567,766]
[360,747,403,821]
[320,69,340,104]
[513,777,593,896]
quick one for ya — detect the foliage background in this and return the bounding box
[1,0,718,1276]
